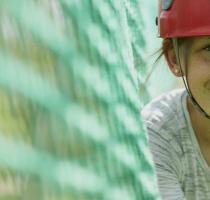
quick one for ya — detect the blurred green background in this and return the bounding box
[0,0,177,199]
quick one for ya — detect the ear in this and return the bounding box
[165,48,184,77]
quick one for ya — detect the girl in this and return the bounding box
[142,0,210,199]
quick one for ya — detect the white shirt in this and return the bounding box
[141,89,210,200]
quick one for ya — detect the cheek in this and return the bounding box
[187,56,210,90]
[198,55,210,82]
[189,53,210,74]
[201,52,210,65]
[186,51,210,111]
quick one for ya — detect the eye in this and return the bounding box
[203,45,210,51]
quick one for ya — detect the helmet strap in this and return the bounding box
[172,38,210,120]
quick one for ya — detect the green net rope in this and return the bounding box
[0,0,162,199]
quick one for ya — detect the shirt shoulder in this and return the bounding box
[141,89,186,138]
[141,89,187,182]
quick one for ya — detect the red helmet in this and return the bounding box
[158,0,210,38]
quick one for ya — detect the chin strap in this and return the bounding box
[172,38,210,120]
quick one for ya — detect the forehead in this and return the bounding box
[182,36,210,50]
[191,36,210,44]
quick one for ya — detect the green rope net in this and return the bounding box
[0,0,162,199]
